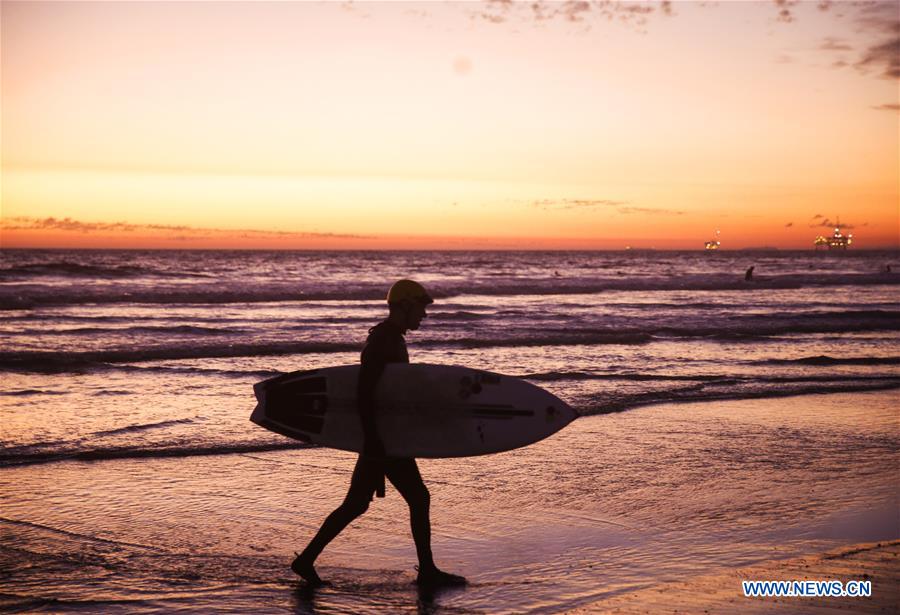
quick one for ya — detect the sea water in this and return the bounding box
[1,249,898,613]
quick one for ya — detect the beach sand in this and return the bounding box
[572,540,899,614]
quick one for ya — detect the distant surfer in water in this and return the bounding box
[745,266,755,282]
[291,279,467,588]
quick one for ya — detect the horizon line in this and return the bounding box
[3,246,899,253]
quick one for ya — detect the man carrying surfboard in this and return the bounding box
[291,279,467,588]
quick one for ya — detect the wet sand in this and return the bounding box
[573,540,900,614]
[2,391,898,613]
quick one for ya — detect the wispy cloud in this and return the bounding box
[852,2,900,80]
[856,34,900,79]
[618,206,684,215]
[531,199,683,215]
[872,103,900,112]
[471,0,670,28]
[807,215,866,230]
[775,0,896,66]
[773,0,799,24]
[785,222,794,227]
[533,198,627,210]
[465,0,898,83]
[819,37,853,52]
[0,217,371,240]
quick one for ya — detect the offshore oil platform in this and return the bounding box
[701,223,855,250]
[814,224,853,250]
[704,229,721,250]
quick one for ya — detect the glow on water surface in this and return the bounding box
[1,249,898,612]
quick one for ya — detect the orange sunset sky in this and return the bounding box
[1,0,898,250]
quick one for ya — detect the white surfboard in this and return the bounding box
[250,363,577,458]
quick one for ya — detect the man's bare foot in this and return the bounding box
[291,553,326,586]
[415,566,467,587]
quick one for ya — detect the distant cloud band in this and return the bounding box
[531,199,683,215]
[0,217,371,240]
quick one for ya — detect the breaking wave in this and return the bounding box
[0,442,309,468]
[758,355,900,366]
[0,261,213,280]
[578,378,900,415]
[2,272,897,309]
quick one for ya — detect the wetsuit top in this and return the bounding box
[357,319,408,449]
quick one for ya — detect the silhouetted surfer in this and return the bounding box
[745,266,755,282]
[291,280,467,588]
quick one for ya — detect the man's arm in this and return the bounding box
[357,337,387,457]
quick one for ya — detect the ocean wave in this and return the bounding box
[523,371,737,382]
[109,364,284,379]
[743,309,900,321]
[4,316,900,372]
[758,355,900,366]
[10,324,249,337]
[526,370,899,385]
[0,360,282,379]
[430,310,494,321]
[3,311,897,353]
[443,332,654,349]
[0,595,64,613]
[2,272,897,309]
[0,313,241,324]
[0,419,202,457]
[89,417,196,437]
[0,516,166,553]
[0,389,68,396]
[578,379,900,416]
[0,261,213,280]
[649,313,900,338]
[601,301,900,310]
[0,341,360,373]
[0,441,309,468]
[447,312,900,347]
[0,336,653,373]
[0,287,369,310]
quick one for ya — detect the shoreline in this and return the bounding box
[2,385,899,470]
[571,540,900,614]
[583,380,900,416]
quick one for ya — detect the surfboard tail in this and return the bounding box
[253,380,268,401]
[250,382,267,426]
